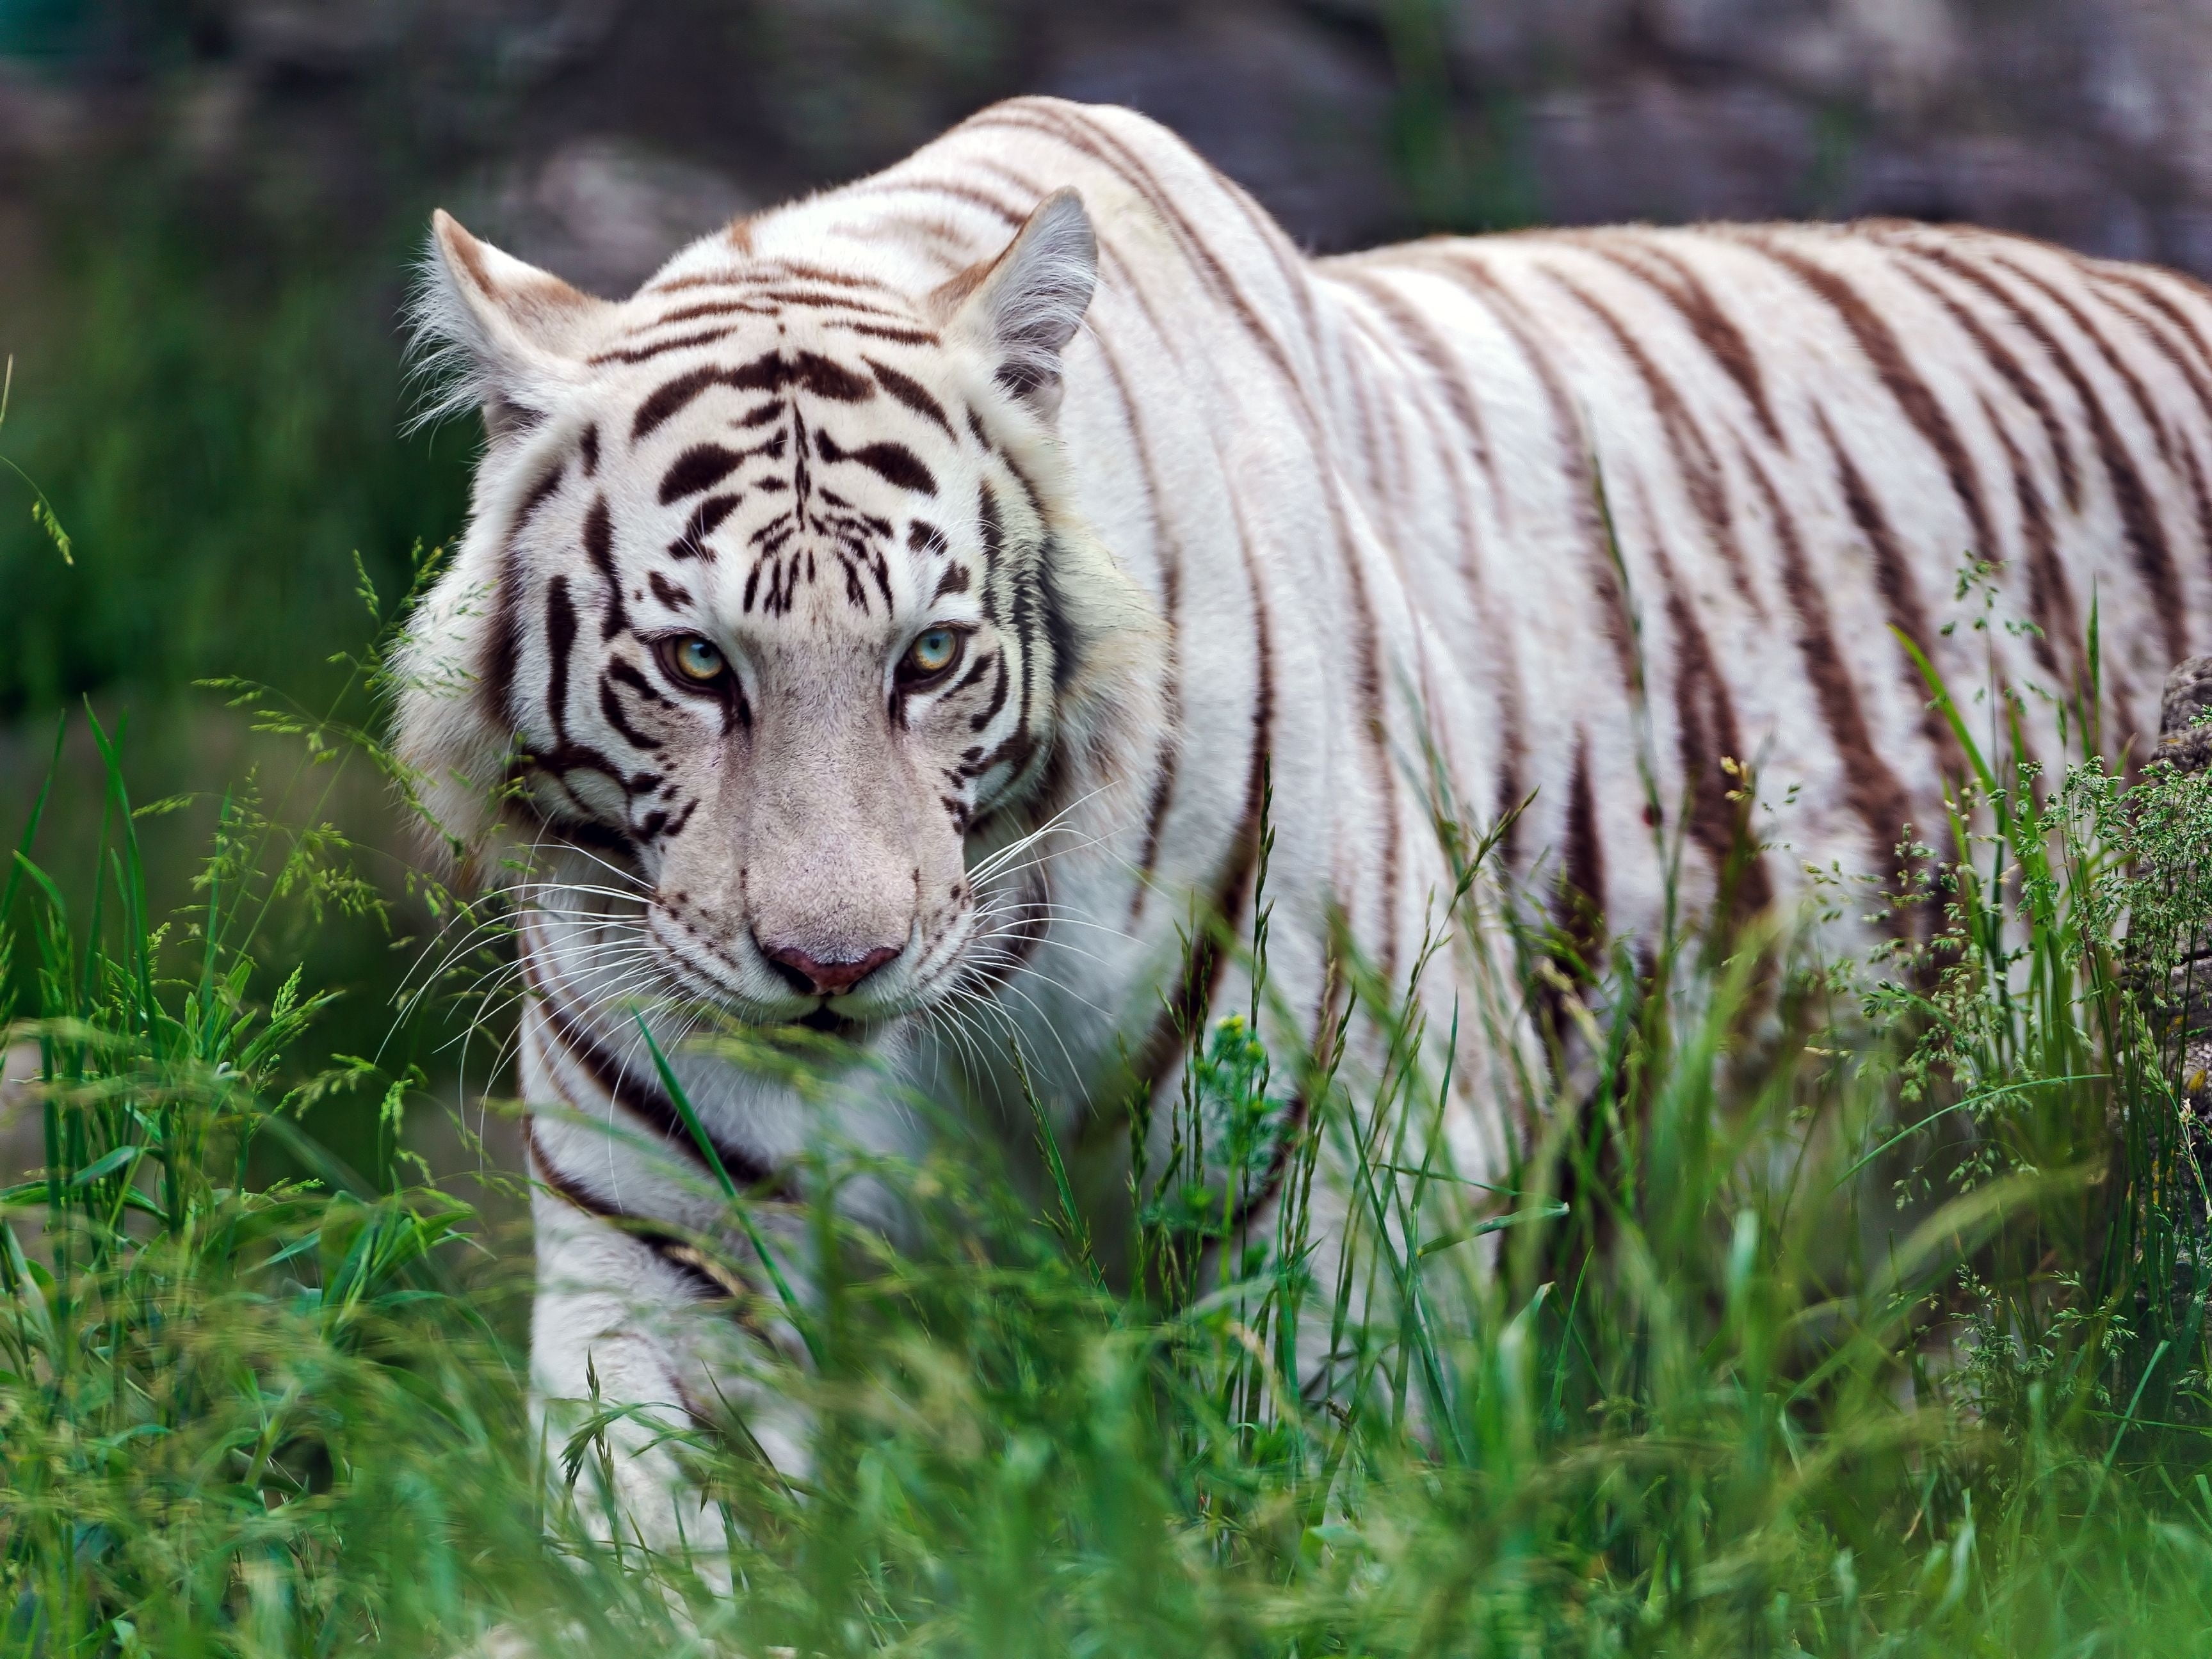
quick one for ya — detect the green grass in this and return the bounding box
[6,583,2212,1656]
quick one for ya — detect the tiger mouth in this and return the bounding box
[796,1005,857,1036]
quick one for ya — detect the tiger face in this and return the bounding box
[398,190,1159,1036]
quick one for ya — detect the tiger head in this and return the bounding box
[394,189,1163,1036]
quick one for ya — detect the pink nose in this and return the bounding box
[757,940,900,998]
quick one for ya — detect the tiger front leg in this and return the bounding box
[527,1180,814,1591]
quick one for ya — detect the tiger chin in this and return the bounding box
[396,93,2212,1605]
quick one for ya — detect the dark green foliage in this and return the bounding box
[1375,0,1538,234]
[0,176,469,719]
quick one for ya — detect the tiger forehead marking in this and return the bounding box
[611,334,959,620]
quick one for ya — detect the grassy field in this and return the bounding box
[12,30,2209,1651]
[4,562,2212,1658]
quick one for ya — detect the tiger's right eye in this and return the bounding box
[666,636,726,683]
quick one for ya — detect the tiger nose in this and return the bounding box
[755,939,901,998]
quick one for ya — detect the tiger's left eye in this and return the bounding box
[898,627,964,687]
[668,636,726,682]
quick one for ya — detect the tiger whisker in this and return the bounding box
[389,908,533,1022]
[524,833,650,894]
[939,962,1086,1089]
[922,996,997,1096]
[968,901,1136,940]
[930,1002,991,1088]
[964,929,1119,975]
[963,784,1117,881]
[955,945,1116,1023]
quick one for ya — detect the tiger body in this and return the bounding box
[395,97,2212,1554]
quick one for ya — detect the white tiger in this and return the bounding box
[396,95,2212,1564]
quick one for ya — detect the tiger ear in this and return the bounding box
[934,188,1097,421]
[412,209,616,442]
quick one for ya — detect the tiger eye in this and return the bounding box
[672,636,725,682]
[902,628,964,685]
[907,629,958,677]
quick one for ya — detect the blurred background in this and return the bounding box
[5,0,2212,1175]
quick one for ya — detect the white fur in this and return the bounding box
[392,97,2212,1580]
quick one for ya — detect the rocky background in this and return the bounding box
[12,2,2212,288]
[6,0,2212,1158]
[12,0,2211,709]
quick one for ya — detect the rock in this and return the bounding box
[29,4,2212,312]
[226,1,416,76]
[0,61,83,170]
[470,136,754,298]
[0,1042,36,1118]
[1525,72,1820,226]
[2158,655,2212,774]
[1045,6,1406,251]
[2137,651,2212,1285]
[0,1043,44,1190]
